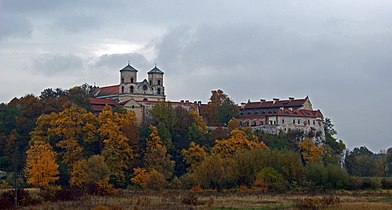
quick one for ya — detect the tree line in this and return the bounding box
[1,86,392,195]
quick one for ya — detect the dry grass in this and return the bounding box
[12,189,392,210]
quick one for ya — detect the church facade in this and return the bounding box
[89,63,198,123]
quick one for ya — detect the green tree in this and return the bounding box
[345,146,380,177]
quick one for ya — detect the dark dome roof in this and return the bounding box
[120,63,138,72]
[148,65,164,74]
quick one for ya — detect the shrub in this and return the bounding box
[295,195,340,209]
[143,169,166,190]
[255,167,288,192]
[349,176,363,190]
[381,177,392,189]
[182,193,205,206]
[0,188,38,209]
[55,187,83,201]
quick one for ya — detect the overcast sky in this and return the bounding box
[0,0,391,152]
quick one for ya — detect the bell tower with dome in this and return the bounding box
[117,62,165,102]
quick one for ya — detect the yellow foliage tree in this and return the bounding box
[25,140,59,187]
[70,159,90,187]
[131,167,147,187]
[98,106,134,183]
[143,125,174,178]
[299,137,323,163]
[181,141,207,170]
[211,129,268,158]
[30,105,98,167]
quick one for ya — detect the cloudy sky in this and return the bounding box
[1,0,391,152]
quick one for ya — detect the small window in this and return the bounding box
[143,98,148,101]
[131,78,134,83]
[121,78,124,83]
[143,85,148,90]
[313,120,315,125]
[130,86,134,93]
[131,105,135,109]
[121,86,124,93]
[158,80,161,85]
[293,119,295,124]
[157,88,161,94]
[297,120,300,124]
[149,80,152,85]
[282,119,285,124]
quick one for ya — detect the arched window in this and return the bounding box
[149,80,152,85]
[121,86,124,93]
[158,80,161,85]
[131,78,134,83]
[157,88,161,94]
[121,78,124,83]
[143,98,148,101]
[130,86,134,93]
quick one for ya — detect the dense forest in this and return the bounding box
[1,85,392,205]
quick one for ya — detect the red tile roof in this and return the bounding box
[90,85,119,97]
[89,97,116,105]
[243,98,307,109]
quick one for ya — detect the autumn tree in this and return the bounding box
[70,159,90,187]
[202,89,239,126]
[191,155,239,192]
[181,141,207,171]
[143,125,174,179]
[299,138,323,164]
[87,155,110,183]
[98,106,134,184]
[25,140,59,187]
[211,129,267,158]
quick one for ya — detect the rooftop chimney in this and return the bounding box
[180,100,184,103]
[260,99,266,102]
[185,100,189,103]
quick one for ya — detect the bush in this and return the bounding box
[0,188,38,209]
[143,169,167,190]
[305,163,349,190]
[255,167,288,192]
[55,187,83,201]
[381,177,392,189]
[349,176,363,190]
[295,195,340,209]
[362,177,382,189]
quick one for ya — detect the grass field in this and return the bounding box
[11,189,391,210]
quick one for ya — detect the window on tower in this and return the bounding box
[131,78,134,83]
[121,78,124,83]
[130,86,134,93]
[158,80,161,85]
[157,88,161,94]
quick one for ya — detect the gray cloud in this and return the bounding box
[31,54,84,76]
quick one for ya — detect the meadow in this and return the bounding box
[11,189,392,210]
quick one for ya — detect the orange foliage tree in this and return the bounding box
[143,125,174,178]
[25,140,59,187]
[211,129,267,158]
[299,137,323,164]
[98,106,135,183]
[181,141,207,171]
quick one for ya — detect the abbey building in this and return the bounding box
[89,62,325,140]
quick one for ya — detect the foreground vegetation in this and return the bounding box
[1,188,392,210]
